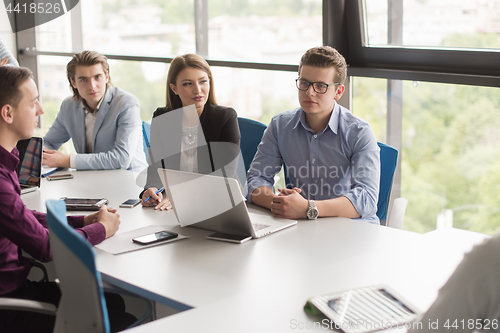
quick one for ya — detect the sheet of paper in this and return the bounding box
[96,225,188,255]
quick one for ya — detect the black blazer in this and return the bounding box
[141,103,240,197]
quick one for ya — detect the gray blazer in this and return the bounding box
[44,87,147,171]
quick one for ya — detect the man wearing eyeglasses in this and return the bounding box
[246,46,380,224]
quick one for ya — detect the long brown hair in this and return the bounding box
[166,54,217,111]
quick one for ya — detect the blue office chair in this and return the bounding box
[238,117,291,189]
[238,117,290,187]
[45,200,152,332]
[237,117,267,173]
[142,121,151,162]
[377,142,399,225]
[46,199,111,332]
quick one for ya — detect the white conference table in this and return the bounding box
[22,169,490,332]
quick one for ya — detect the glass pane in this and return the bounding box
[212,67,298,123]
[207,0,322,63]
[364,0,500,50]
[35,7,73,52]
[80,0,196,57]
[351,77,387,143]
[402,81,500,235]
[36,55,75,154]
[109,59,166,121]
[353,77,500,235]
[34,0,197,55]
[37,55,72,132]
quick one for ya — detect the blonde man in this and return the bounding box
[43,50,147,170]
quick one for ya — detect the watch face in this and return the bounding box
[307,207,319,219]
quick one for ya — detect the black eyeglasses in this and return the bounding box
[295,78,339,94]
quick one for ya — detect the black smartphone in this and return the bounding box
[132,230,178,245]
[206,232,252,244]
[119,199,141,208]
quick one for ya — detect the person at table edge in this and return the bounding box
[246,46,380,224]
[42,50,147,171]
[0,65,124,332]
[140,53,240,210]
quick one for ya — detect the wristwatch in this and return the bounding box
[306,200,319,220]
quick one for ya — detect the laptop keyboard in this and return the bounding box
[252,223,270,231]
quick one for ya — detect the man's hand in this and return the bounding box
[42,148,70,168]
[96,205,120,238]
[0,58,9,66]
[83,206,117,226]
[141,187,172,211]
[271,187,308,219]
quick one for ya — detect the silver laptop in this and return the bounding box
[157,168,297,238]
[17,137,43,195]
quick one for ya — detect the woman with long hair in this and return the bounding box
[140,54,240,210]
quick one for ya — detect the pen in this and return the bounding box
[42,167,63,178]
[144,187,164,203]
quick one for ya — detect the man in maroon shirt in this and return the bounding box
[0,66,127,332]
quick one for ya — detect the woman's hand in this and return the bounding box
[141,187,172,211]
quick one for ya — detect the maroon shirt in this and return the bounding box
[0,145,105,295]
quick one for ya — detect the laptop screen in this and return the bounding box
[16,137,43,191]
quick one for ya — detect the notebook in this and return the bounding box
[157,168,297,238]
[16,137,43,195]
[304,285,420,333]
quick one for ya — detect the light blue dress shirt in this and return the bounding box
[0,38,19,66]
[246,103,380,224]
[44,87,147,171]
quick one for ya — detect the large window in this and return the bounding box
[35,0,322,62]
[31,0,316,123]
[207,0,322,64]
[80,0,196,57]
[35,0,196,56]
[353,77,500,235]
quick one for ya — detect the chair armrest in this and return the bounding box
[0,298,57,315]
[24,257,49,282]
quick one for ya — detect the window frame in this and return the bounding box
[345,0,500,87]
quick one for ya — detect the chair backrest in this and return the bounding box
[237,117,267,173]
[46,200,110,333]
[377,142,399,224]
[142,121,151,162]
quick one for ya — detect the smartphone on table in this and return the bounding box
[206,232,252,244]
[119,199,141,208]
[132,230,178,245]
[47,174,73,181]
